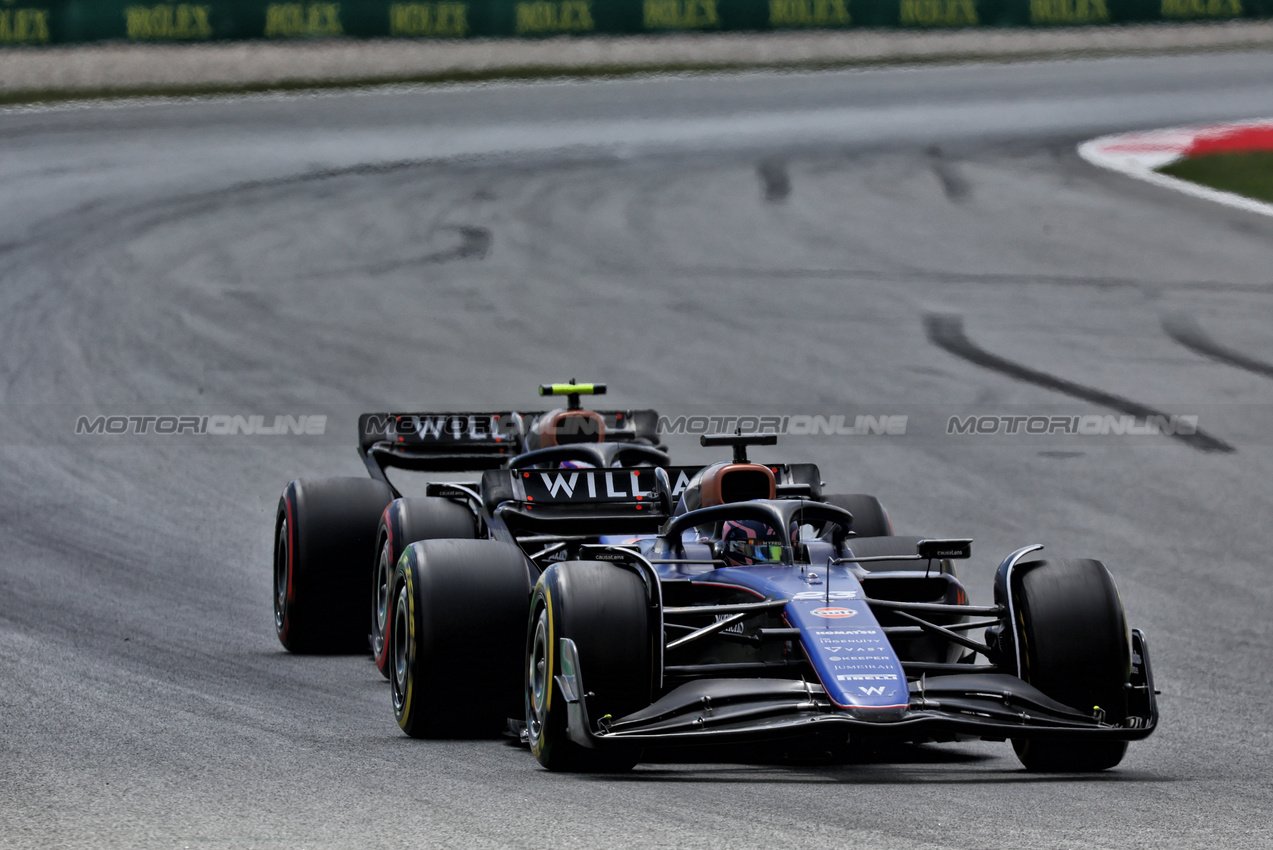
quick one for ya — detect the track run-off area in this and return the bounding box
[2,50,1273,849]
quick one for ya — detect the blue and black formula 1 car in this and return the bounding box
[389,431,1157,772]
[522,433,1158,772]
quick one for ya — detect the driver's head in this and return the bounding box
[719,519,784,566]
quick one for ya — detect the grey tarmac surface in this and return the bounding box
[2,50,1273,848]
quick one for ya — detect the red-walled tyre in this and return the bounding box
[372,497,476,679]
[274,477,393,653]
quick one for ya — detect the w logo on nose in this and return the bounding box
[859,686,887,696]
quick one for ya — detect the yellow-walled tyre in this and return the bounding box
[390,539,531,737]
[1010,557,1131,772]
[526,561,652,772]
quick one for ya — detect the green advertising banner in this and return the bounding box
[0,0,1268,46]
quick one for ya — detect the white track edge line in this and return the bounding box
[1078,131,1273,220]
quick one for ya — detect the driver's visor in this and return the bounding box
[725,542,785,564]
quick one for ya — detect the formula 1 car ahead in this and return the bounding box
[520,433,1158,773]
[273,382,663,659]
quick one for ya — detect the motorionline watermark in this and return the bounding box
[946,414,1198,437]
[75,414,327,436]
[356,412,911,440]
[657,414,908,437]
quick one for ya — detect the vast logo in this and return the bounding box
[811,607,856,619]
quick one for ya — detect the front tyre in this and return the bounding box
[526,561,652,772]
[391,539,531,738]
[1010,557,1131,772]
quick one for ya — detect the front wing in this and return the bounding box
[554,630,1158,749]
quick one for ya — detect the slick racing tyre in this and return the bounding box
[372,498,477,680]
[391,539,531,738]
[1010,557,1132,772]
[821,494,892,538]
[526,561,653,773]
[274,478,394,653]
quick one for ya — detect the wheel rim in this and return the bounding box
[274,518,289,632]
[391,581,411,714]
[527,609,549,745]
[373,539,392,658]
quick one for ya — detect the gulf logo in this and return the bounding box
[811,607,856,619]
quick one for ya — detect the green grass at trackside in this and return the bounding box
[1159,151,1273,205]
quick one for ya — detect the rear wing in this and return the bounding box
[359,412,524,473]
[357,408,663,477]
[479,462,824,537]
[658,463,822,502]
[482,466,672,536]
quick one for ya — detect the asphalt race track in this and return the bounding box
[3,51,1273,849]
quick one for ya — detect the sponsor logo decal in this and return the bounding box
[528,470,656,501]
[811,607,856,619]
[835,674,898,681]
[814,629,878,636]
[792,590,857,601]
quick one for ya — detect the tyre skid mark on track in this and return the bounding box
[1162,312,1273,381]
[924,313,1235,454]
[757,159,790,204]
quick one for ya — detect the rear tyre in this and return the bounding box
[391,539,531,738]
[1010,557,1131,772]
[274,477,393,653]
[821,494,892,538]
[372,498,476,680]
[526,561,652,772]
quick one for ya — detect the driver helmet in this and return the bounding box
[720,519,786,566]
